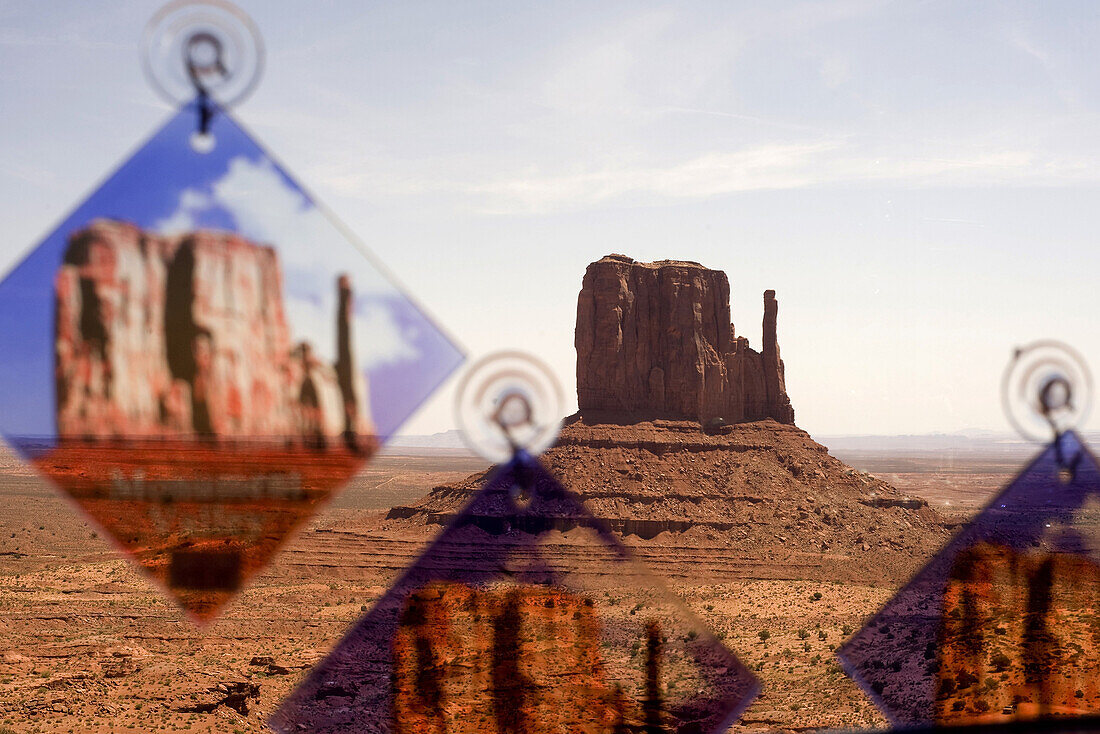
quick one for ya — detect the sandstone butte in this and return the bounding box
[282,256,953,734]
[389,254,951,585]
[577,254,793,427]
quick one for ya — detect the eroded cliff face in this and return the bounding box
[575,254,793,426]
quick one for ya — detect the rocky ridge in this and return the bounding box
[391,417,946,583]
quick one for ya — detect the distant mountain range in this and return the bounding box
[384,427,1100,459]
[815,429,1100,456]
[382,429,473,454]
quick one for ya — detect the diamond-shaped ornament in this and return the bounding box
[0,100,463,621]
[271,453,758,734]
[838,432,1100,726]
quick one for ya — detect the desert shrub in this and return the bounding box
[991,653,1011,672]
[758,630,771,644]
[956,670,979,689]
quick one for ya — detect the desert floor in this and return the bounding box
[0,444,1028,733]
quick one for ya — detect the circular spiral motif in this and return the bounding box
[454,351,564,463]
[143,0,264,108]
[1002,340,1092,443]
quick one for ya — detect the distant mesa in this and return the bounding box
[53,218,374,450]
[388,254,948,586]
[577,254,793,427]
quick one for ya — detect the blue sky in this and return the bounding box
[3,1,1100,437]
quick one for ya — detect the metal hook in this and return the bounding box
[491,390,535,456]
[184,31,227,135]
[490,391,538,502]
[1040,376,1082,481]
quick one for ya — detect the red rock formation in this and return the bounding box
[389,254,948,583]
[54,218,372,445]
[575,254,793,426]
[761,289,794,423]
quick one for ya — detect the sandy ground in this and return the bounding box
[0,448,1017,733]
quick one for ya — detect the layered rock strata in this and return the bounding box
[389,417,946,583]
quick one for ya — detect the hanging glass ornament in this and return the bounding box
[838,342,1099,726]
[0,0,463,622]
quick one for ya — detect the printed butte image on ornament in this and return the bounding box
[0,0,464,623]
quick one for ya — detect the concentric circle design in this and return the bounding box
[454,351,564,463]
[143,0,264,108]
[1002,340,1092,442]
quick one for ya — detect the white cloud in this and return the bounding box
[278,286,420,371]
[153,207,195,235]
[180,189,210,210]
[154,155,419,370]
[448,143,1061,215]
[219,3,1100,221]
[360,302,420,364]
[274,124,1095,217]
